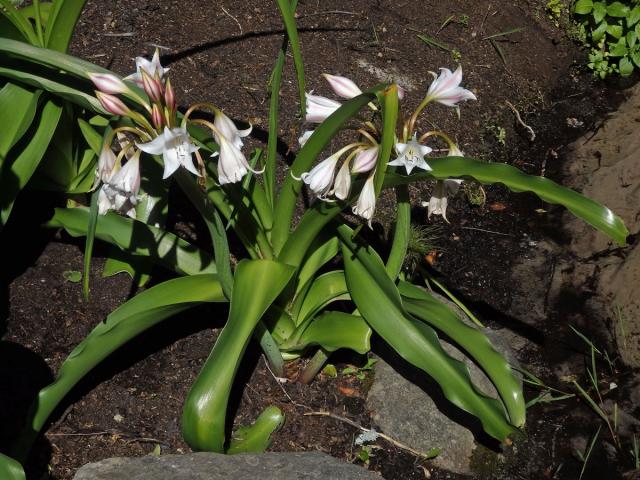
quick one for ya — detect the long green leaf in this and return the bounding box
[0,453,25,480]
[294,270,349,325]
[44,0,86,52]
[272,87,384,254]
[48,207,216,276]
[182,259,294,452]
[0,0,38,44]
[0,97,62,227]
[0,82,41,158]
[0,65,106,113]
[385,186,410,280]
[373,84,398,195]
[282,311,371,354]
[384,157,628,245]
[274,0,305,116]
[14,274,226,459]
[338,225,516,441]
[264,46,285,210]
[399,280,525,427]
[295,235,339,293]
[227,406,285,454]
[82,189,99,300]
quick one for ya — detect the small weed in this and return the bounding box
[451,48,462,62]
[342,357,377,381]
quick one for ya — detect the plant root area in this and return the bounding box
[1,1,638,479]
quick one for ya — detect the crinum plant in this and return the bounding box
[2,5,629,477]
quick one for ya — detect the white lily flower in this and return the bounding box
[352,173,376,228]
[301,151,341,197]
[93,143,117,189]
[323,73,362,99]
[298,129,314,147]
[426,66,476,107]
[98,151,141,218]
[125,49,168,86]
[305,92,341,123]
[351,146,379,174]
[215,135,256,185]
[423,181,448,222]
[214,110,251,150]
[331,160,352,200]
[388,134,432,174]
[422,145,465,222]
[137,126,200,179]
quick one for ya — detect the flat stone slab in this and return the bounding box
[72,452,379,480]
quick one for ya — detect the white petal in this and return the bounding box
[137,134,166,155]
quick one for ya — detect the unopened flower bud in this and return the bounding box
[141,69,163,103]
[151,104,164,129]
[89,73,128,94]
[322,73,362,99]
[164,78,176,112]
[96,91,130,116]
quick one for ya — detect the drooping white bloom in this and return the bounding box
[301,151,341,197]
[215,135,255,185]
[305,92,341,123]
[214,110,251,150]
[388,134,432,174]
[89,73,129,94]
[137,126,199,179]
[422,145,465,222]
[331,160,352,200]
[125,49,168,86]
[426,66,476,107]
[98,151,141,218]
[298,129,314,147]
[352,173,376,227]
[93,143,117,189]
[351,146,379,174]
[323,73,362,99]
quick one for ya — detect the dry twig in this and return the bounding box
[505,100,536,141]
[304,410,436,460]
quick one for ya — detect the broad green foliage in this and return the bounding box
[573,0,640,77]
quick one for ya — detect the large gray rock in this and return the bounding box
[559,82,640,367]
[72,452,379,480]
[367,295,524,474]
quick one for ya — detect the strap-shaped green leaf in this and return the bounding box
[0,65,105,113]
[14,274,226,460]
[226,406,285,454]
[48,207,216,276]
[0,82,41,158]
[182,259,295,452]
[373,84,398,195]
[43,0,87,52]
[384,156,628,245]
[274,0,305,116]
[338,225,517,441]
[0,453,24,480]
[0,97,62,227]
[282,311,371,354]
[0,0,38,44]
[294,270,349,326]
[399,280,525,427]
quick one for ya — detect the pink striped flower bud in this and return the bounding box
[89,73,128,94]
[141,69,163,103]
[151,104,164,129]
[96,91,130,116]
[164,78,176,112]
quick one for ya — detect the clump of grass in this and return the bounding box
[404,223,442,275]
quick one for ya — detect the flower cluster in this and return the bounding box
[298,65,475,226]
[90,50,255,217]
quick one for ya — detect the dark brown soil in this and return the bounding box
[1,0,637,479]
